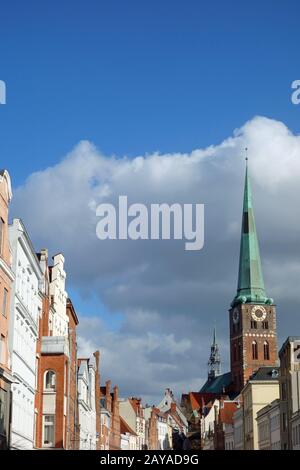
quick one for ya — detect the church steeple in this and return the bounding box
[207,325,221,380]
[232,158,271,307]
[229,157,277,394]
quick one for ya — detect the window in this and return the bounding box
[0,389,7,435]
[2,288,8,317]
[44,370,56,391]
[263,341,270,360]
[262,321,269,330]
[252,341,258,360]
[250,320,257,329]
[43,415,55,447]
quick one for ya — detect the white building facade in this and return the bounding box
[257,399,281,450]
[291,412,300,450]
[49,254,69,337]
[9,219,43,449]
[77,358,97,449]
[224,423,235,450]
[157,413,170,450]
[233,407,244,450]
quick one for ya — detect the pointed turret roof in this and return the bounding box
[232,159,272,307]
[213,325,216,346]
[207,325,221,380]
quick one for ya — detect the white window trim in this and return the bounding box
[42,414,55,448]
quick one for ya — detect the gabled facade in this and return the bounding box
[120,416,138,450]
[35,251,79,449]
[8,218,43,449]
[77,356,97,449]
[157,388,188,435]
[119,397,145,450]
[0,170,14,450]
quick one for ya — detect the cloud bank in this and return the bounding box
[11,116,300,403]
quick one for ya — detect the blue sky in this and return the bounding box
[1,1,300,399]
[1,0,300,186]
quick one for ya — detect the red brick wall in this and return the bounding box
[109,386,121,450]
[35,354,69,448]
[230,303,278,393]
[66,300,79,450]
[148,408,158,450]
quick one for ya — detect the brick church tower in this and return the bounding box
[229,160,278,394]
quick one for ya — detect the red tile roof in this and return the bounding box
[120,417,137,436]
[219,402,239,424]
[187,392,221,411]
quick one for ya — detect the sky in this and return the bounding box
[1,0,300,404]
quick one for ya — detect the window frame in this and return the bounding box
[263,341,270,360]
[252,340,258,360]
[44,370,56,392]
[42,414,55,448]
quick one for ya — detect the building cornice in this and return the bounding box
[0,257,15,281]
[0,367,14,383]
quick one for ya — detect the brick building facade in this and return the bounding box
[100,380,121,450]
[35,252,79,449]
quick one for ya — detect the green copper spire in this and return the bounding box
[232,159,272,307]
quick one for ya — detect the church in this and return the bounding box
[200,159,278,398]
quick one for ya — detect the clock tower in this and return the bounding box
[229,160,278,394]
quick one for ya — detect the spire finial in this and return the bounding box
[213,321,216,345]
[245,147,248,163]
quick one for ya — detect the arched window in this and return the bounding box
[264,341,270,360]
[44,370,56,391]
[252,341,258,360]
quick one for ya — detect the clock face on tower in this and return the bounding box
[232,308,239,324]
[251,305,267,322]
